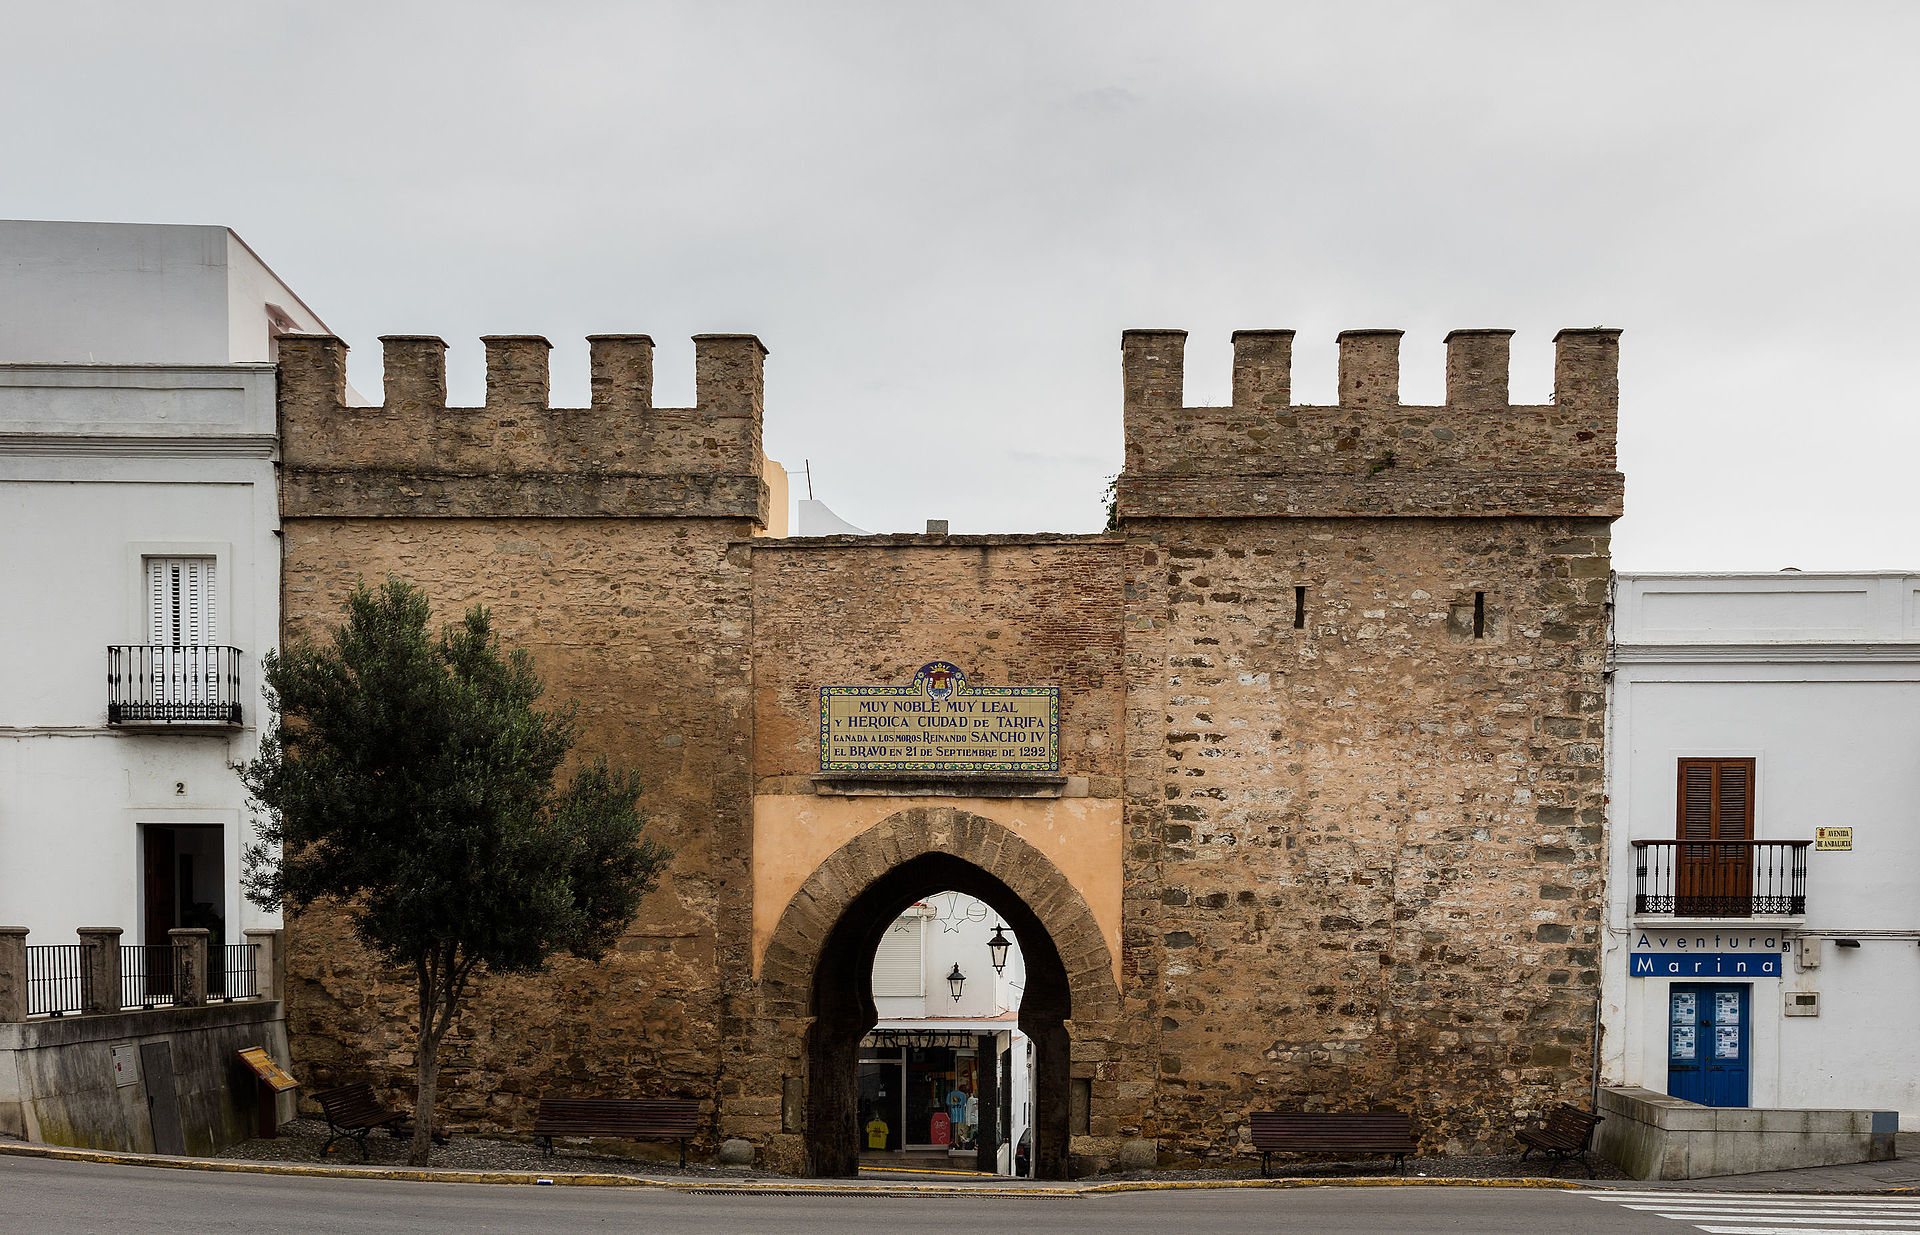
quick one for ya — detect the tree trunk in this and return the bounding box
[411,987,439,1166]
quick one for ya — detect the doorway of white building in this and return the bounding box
[139,823,229,995]
[1667,983,1751,1108]
[855,891,1031,1175]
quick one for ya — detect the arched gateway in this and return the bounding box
[754,807,1122,1178]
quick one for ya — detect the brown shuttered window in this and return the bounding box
[1674,757,1757,915]
[1677,758,1755,841]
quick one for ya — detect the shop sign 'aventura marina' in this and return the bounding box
[820,662,1059,773]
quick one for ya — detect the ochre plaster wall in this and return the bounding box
[750,794,1124,980]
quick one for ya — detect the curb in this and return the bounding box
[0,1141,666,1188]
[9,1142,1909,1198]
[1079,1176,1587,1194]
[0,1141,1596,1196]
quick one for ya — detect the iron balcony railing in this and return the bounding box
[1633,840,1811,916]
[107,645,242,726]
[122,943,186,1008]
[25,944,89,1016]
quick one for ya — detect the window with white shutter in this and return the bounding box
[871,916,925,997]
[146,557,217,646]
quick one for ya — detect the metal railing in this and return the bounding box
[25,945,89,1016]
[217,943,259,1001]
[106,644,243,725]
[122,944,186,1008]
[3,932,276,1021]
[1633,840,1811,916]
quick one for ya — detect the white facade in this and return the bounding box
[0,221,328,367]
[864,892,1033,1171]
[0,222,324,957]
[1601,572,1920,1130]
[872,892,1028,1023]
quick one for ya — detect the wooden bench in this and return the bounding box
[532,1097,702,1166]
[1250,1111,1419,1176]
[311,1083,409,1160]
[1517,1104,1604,1177]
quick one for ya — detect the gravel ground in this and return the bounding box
[1091,1150,1628,1183]
[215,1121,1623,1182]
[216,1119,784,1179]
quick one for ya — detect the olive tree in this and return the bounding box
[241,578,671,1165]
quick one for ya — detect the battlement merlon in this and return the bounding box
[1118,327,1624,521]
[274,333,771,524]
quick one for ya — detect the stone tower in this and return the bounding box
[275,332,771,1131]
[1114,328,1622,1152]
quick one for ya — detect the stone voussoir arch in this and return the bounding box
[759,804,1121,1024]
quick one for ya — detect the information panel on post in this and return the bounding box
[820,661,1058,773]
[236,1046,300,1092]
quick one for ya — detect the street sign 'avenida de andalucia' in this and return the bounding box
[820,662,1058,773]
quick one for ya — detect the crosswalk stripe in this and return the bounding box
[1593,1193,1920,1205]
[1690,1226,1920,1235]
[1628,1206,1920,1213]
[1626,1208,1920,1218]
[1582,1190,1920,1235]
[1650,1217,1920,1227]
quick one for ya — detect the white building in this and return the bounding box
[0,220,328,980]
[1601,572,1920,1130]
[861,891,1034,1172]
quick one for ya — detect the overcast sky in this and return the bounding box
[6,2,1916,568]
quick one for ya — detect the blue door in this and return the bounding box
[1668,984,1750,1107]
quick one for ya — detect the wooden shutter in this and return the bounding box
[1716,761,1753,839]
[147,558,169,645]
[1676,758,1756,841]
[871,916,924,997]
[146,557,217,645]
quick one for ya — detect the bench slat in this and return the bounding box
[1515,1105,1603,1177]
[313,1083,404,1130]
[309,1082,413,1161]
[532,1097,702,1167]
[1248,1111,1418,1176]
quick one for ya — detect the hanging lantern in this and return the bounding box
[987,925,1011,975]
[947,963,966,1002]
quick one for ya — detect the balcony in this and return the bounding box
[1632,840,1810,917]
[106,645,243,727]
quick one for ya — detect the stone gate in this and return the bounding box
[275,325,1621,1175]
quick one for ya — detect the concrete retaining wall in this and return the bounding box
[1597,1084,1898,1180]
[0,1000,291,1154]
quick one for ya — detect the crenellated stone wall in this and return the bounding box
[272,323,1621,1173]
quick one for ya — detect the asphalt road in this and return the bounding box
[9,1155,1918,1235]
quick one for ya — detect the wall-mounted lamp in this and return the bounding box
[947,963,966,1002]
[987,925,1011,975]
[1834,938,1862,948]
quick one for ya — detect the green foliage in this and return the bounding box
[239,578,669,1162]
[1102,473,1119,532]
[242,577,668,968]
